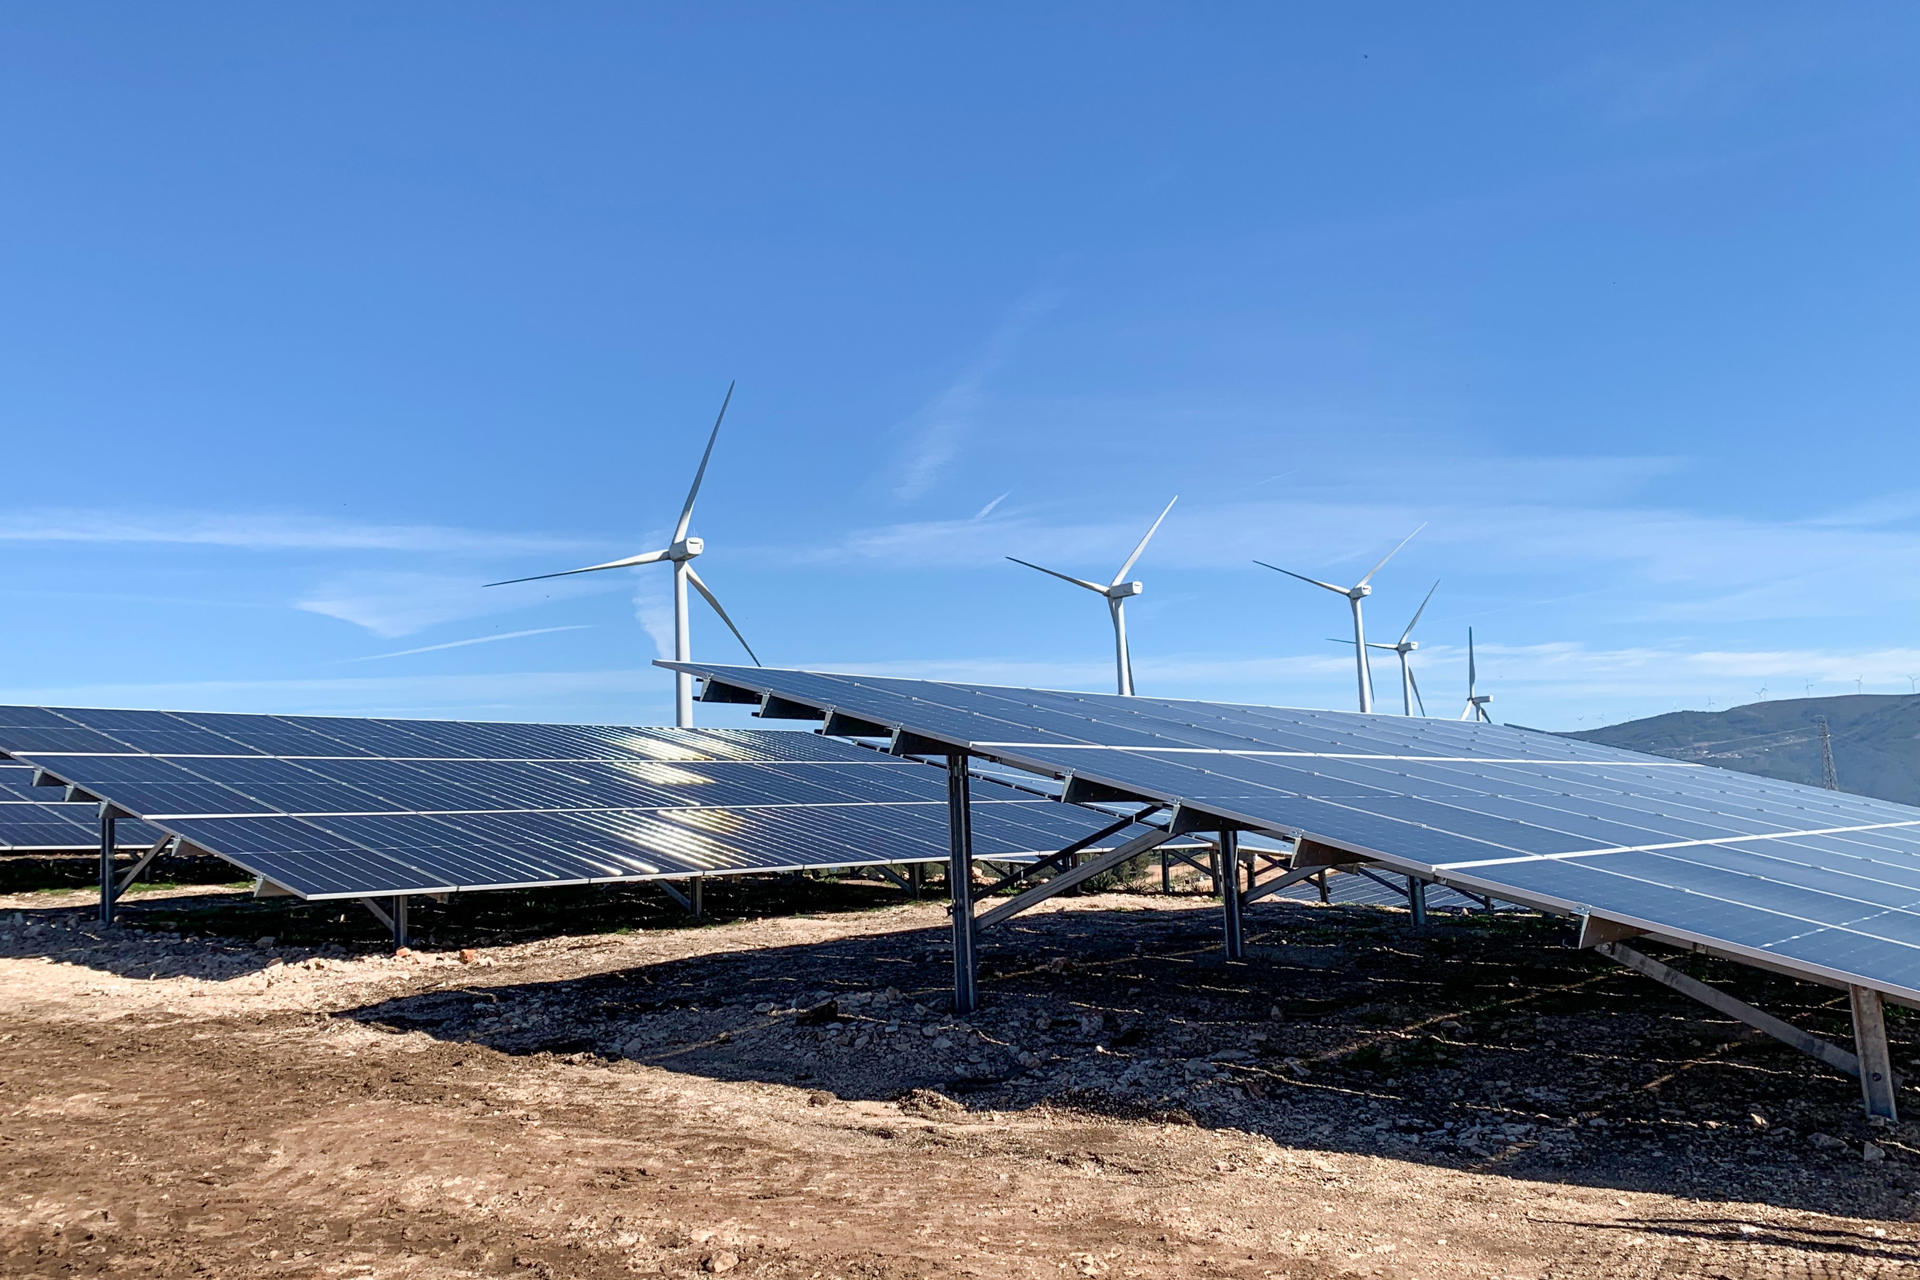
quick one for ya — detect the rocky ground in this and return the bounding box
[3,867,1919,1277]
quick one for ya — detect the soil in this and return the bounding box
[4,868,1920,1278]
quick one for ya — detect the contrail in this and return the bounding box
[346,624,591,663]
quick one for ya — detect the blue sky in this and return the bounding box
[4,5,1920,731]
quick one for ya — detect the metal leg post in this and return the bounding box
[691,875,704,919]
[946,753,978,1014]
[391,896,410,949]
[1851,985,1899,1121]
[908,863,924,901]
[1219,829,1244,960]
[1161,849,1172,894]
[1408,878,1428,929]
[97,808,116,927]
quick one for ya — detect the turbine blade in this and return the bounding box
[672,380,734,543]
[1007,556,1105,593]
[1110,495,1178,587]
[1357,522,1426,587]
[1400,579,1439,644]
[1252,561,1348,595]
[684,565,760,666]
[1409,667,1427,716]
[484,548,670,587]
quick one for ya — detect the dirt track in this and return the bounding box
[4,877,1920,1278]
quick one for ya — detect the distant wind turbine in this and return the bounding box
[1460,627,1493,722]
[484,382,760,728]
[1256,524,1425,713]
[1007,496,1177,696]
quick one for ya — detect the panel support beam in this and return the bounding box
[1593,941,1867,1088]
[1242,862,1336,905]
[974,826,1173,933]
[946,753,978,1015]
[1851,985,1900,1121]
[114,836,174,900]
[972,809,1155,899]
[96,808,116,927]
[1218,829,1244,960]
[357,896,410,948]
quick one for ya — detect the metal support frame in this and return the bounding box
[658,876,705,918]
[1851,985,1900,1120]
[1408,877,1428,928]
[868,864,913,893]
[1592,940,1884,1100]
[1158,843,1221,893]
[974,825,1173,932]
[358,896,411,948]
[97,823,176,926]
[973,809,1155,899]
[1218,829,1245,960]
[908,863,925,900]
[1241,862,1336,905]
[96,808,117,926]
[946,753,978,1015]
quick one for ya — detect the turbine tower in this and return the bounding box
[485,382,760,728]
[1256,524,1425,713]
[1460,627,1493,722]
[1007,496,1177,696]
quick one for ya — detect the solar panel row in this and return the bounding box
[669,664,1920,1004]
[0,706,1181,900]
[0,763,163,852]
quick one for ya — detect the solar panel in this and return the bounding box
[0,763,163,852]
[0,707,1181,899]
[669,664,1920,1005]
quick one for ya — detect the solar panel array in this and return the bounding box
[0,763,162,852]
[671,663,1920,1003]
[0,706,1174,900]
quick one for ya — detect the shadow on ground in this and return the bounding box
[325,894,1920,1223]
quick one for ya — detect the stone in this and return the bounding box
[459,949,478,964]
[255,936,276,947]
[1864,1142,1888,1163]
[702,1250,738,1273]
[1808,1132,1846,1152]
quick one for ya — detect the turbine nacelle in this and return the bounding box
[669,536,704,561]
[1108,581,1144,600]
[1349,583,1372,601]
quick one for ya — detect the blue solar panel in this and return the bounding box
[669,663,1920,1003]
[0,763,163,852]
[0,707,1180,899]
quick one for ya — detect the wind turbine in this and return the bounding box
[1007,496,1177,696]
[485,382,760,728]
[1375,581,1439,716]
[1256,524,1425,713]
[1460,627,1493,722]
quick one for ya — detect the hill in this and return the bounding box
[1566,694,1920,806]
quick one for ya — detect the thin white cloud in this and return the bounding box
[891,289,1058,503]
[344,625,592,663]
[297,570,618,639]
[973,492,1011,521]
[0,509,587,555]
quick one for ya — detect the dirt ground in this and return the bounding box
[4,868,1920,1279]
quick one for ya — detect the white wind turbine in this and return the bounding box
[1256,524,1425,714]
[1460,627,1493,722]
[485,382,760,728]
[1371,581,1439,716]
[1007,496,1178,696]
